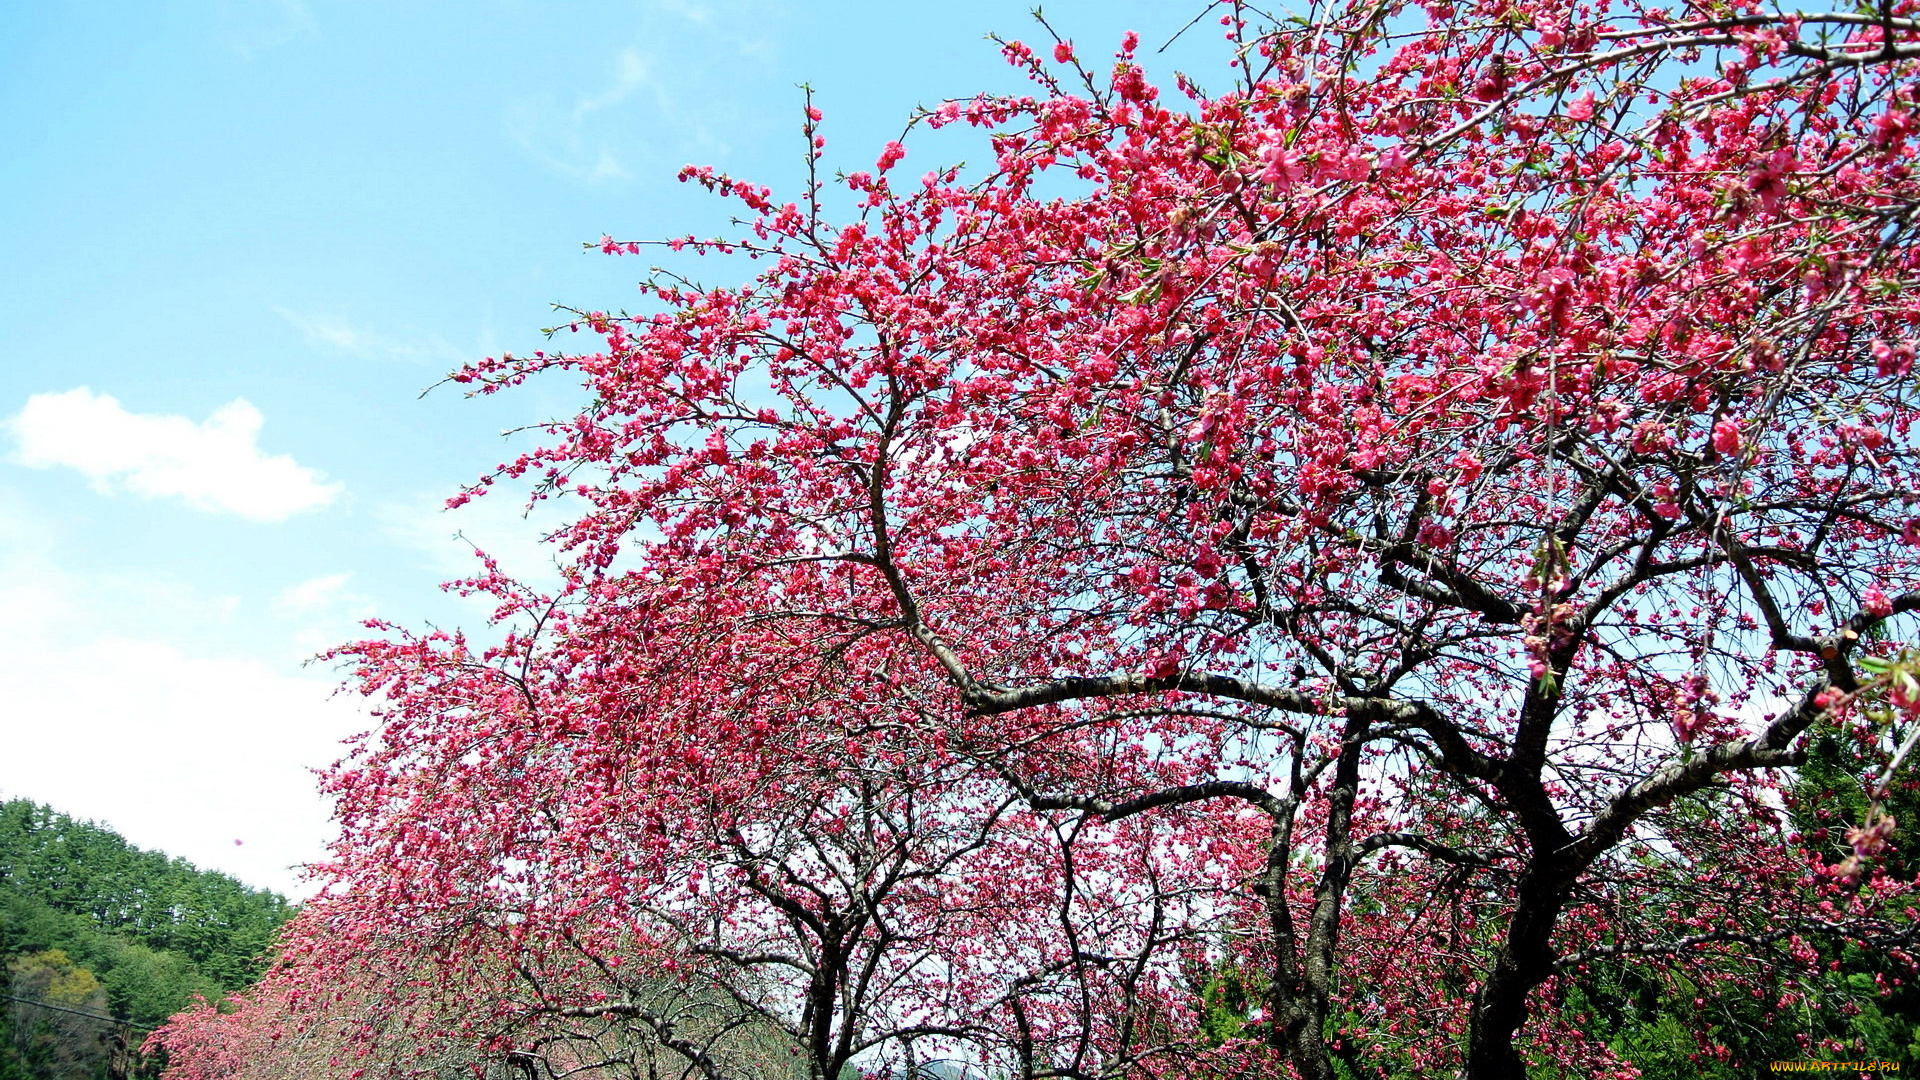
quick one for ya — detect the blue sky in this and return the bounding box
[0,0,1224,896]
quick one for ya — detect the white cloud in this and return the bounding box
[0,492,365,897]
[0,634,360,899]
[6,388,342,522]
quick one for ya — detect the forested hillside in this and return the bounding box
[0,800,293,1079]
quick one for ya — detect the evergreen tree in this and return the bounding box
[0,799,295,1077]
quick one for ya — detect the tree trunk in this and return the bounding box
[1268,712,1370,1080]
[1462,868,1571,1079]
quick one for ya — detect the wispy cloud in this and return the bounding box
[274,307,466,366]
[506,48,654,183]
[577,48,653,117]
[272,571,368,617]
[651,0,715,26]
[504,1,787,187]
[377,488,570,591]
[272,571,378,652]
[5,388,342,522]
[215,0,316,59]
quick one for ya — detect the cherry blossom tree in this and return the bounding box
[158,0,1920,1075]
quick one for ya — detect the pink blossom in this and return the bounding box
[1863,584,1893,617]
[1711,418,1742,456]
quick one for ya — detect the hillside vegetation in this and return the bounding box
[0,799,293,1079]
